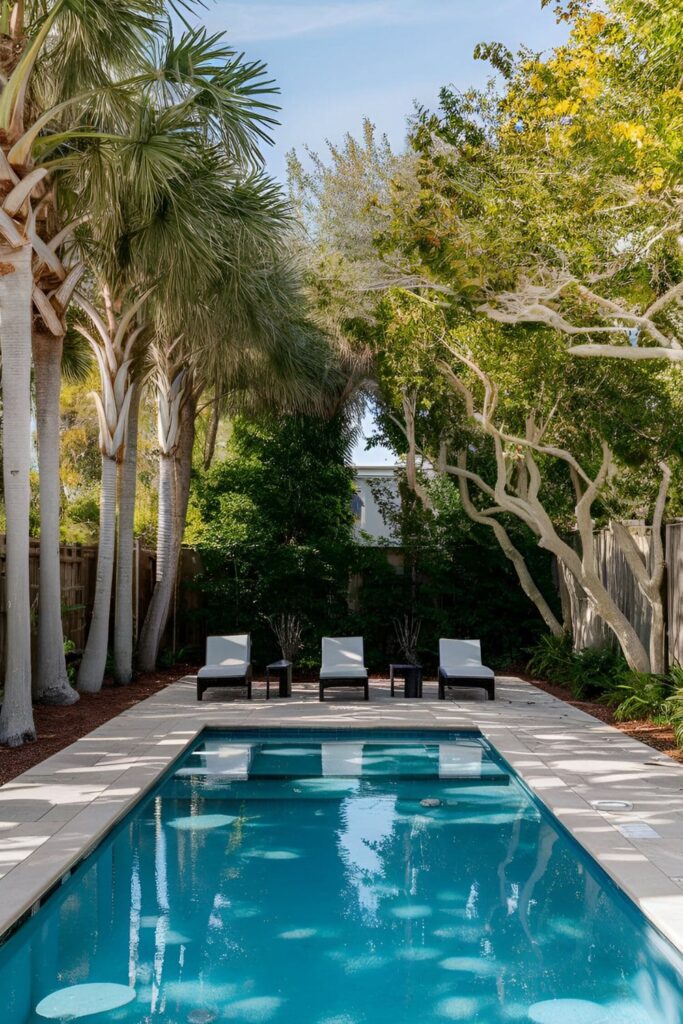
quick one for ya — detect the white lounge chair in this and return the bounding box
[319,636,369,701]
[197,634,252,701]
[438,639,495,701]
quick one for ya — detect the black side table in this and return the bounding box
[389,663,423,698]
[266,660,292,699]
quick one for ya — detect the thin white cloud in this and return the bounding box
[208,1,456,43]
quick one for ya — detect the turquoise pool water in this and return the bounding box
[1,730,682,1023]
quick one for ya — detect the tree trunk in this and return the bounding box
[454,455,564,637]
[203,397,220,470]
[649,599,666,676]
[113,384,140,685]
[77,455,118,693]
[174,396,195,565]
[0,244,36,745]
[137,453,175,672]
[138,398,195,672]
[32,331,78,705]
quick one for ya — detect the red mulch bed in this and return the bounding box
[525,674,683,764]
[0,664,198,787]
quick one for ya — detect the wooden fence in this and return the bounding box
[561,520,683,668]
[0,536,202,679]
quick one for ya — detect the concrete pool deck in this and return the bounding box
[0,674,682,956]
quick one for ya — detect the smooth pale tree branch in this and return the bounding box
[401,390,435,512]
[437,350,655,673]
[644,280,683,319]
[569,344,683,361]
[478,270,682,357]
[453,450,564,636]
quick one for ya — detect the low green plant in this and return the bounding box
[667,663,683,690]
[607,672,669,722]
[526,632,574,686]
[665,688,683,747]
[63,637,78,685]
[527,633,628,700]
[568,646,627,700]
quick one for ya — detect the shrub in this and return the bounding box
[526,632,574,686]
[608,672,669,722]
[526,634,627,700]
[568,646,628,700]
[667,693,683,746]
[190,414,356,666]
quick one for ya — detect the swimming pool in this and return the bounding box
[1,729,681,1023]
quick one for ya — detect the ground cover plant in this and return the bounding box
[526,632,683,751]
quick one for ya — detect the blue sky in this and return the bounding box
[198,1,568,463]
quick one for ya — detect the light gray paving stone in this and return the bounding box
[0,674,682,948]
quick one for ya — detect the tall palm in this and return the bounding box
[64,29,280,690]
[32,237,84,705]
[0,0,165,744]
[137,245,344,670]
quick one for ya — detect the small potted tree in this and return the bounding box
[392,614,423,697]
[265,614,304,697]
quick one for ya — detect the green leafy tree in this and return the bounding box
[188,415,356,664]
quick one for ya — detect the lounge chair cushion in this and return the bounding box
[199,635,251,680]
[439,639,493,673]
[320,664,368,680]
[198,661,249,679]
[439,664,494,680]
[320,637,367,679]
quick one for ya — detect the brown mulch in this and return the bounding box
[524,674,683,764]
[0,664,198,787]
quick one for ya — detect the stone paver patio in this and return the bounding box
[0,675,682,956]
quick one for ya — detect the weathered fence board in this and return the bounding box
[559,521,683,666]
[0,536,201,681]
[666,521,683,668]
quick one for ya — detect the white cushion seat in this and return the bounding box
[439,639,495,701]
[197,635,252,700]
[440,664,494,679]
[319,637,369,700]
[320,664,368,679]
[197,661,249,679]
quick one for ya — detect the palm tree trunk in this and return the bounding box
[137,452,175,672]
[113,384,140,685]
[138,398,195,672]
[0,243,36,745]
[77,455,118,693]
[203,398,220,470]
[32,331,78,705]
[174,396,196,567]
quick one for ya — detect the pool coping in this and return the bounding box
[0,674,682,957]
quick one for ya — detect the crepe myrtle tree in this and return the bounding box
[479,274,683,363]
[398,386,565,641]
[431,346,670,674]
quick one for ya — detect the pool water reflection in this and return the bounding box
[1,731,682,1023]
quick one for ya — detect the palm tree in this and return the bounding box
[137,247,345,670]
[0,0,164,744]
[72,287,148,692]
[63,28,280,690]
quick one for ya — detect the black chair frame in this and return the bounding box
[438,668,495,701]
[319,676,369,701]
[197,666,253,701]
